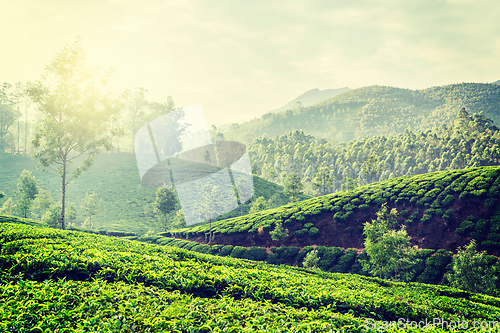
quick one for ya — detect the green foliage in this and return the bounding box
[416,249,453,285]
[14,170,39,218]
[441,194,455,207]
[80,192,99,229]
[153,185,178,231]
[26,40,121,229]
[229,246,247,258]
[445,240,498,295]
[218,245,233,257]
[249,196,267,214]
[363,204,417,281]
[4,222,500,331]
[0,198,17,216]
[308,227,319,237]
[243,246,268,261]
[302,249,320,269]
[270,221,289,241]
[283,172,304,202]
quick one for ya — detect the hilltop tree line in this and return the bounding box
[223,83,500,144]
[249,108,500,197]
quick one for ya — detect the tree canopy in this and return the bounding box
[26,39,121,229]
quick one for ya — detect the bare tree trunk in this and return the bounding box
[209,218,212,247]
[61,160,66,230]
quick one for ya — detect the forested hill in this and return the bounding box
[223,83,500,144]
[269,87,350,113]
[249,108,500,196]
[168,166,500,256]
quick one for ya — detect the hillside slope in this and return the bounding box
[269,87,350,113]
[223,83,500,144]
[0,153,301,234]
[169,166,500,255]
[249,108,500,196]
[2,221,500,331]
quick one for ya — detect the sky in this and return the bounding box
[1,0,499,126]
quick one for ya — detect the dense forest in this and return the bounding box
[249,108,500,196]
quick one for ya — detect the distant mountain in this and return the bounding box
[269,87,350,113]
[493,80,500,85]
[223,82,500,144]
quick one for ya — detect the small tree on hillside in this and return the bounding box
[249,196,267,214]
[198,183,226,246]
[81,192,99,229]
[15,170,39,218]
[153,185,178,231]
[270,221,289,241]
[445,240,497,295]
[363,203,417,281]
[0,198,17,216]
[303,249,320,269]
[31,189,54,220]
[284,172,304,202]
[171,209,187,230]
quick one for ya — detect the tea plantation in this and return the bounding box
[2,220,500,332]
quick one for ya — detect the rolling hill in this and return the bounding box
[0,153,305,234]
[167,166,500,256]
[223,83,500,144]
[2,220,500,331]
[269,87,350,114]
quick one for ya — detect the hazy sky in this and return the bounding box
[1,0,499,126]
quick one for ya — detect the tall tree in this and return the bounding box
[15,170,39,218]
[283,172,304,202]
[26,39,121,229]
[198,183,225,246]
[153,185,178,231]
[0,83,19,153]
[122,87,149,152]
[312,166,334,196]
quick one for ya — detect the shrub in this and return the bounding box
[270,221,289,241]
[359,204,369,210]
[266,252,280,264]
[420,214,432,224]
[281,247,300,261]
[442,209,454,220]
[218,245,233,257]
[445,240,497,295]
[304,223,314,229]
[243,247,268,261]
[474,219,488,233]
[296,246,314,264]
[441,195,455,207]
[318,247,343,271]
[330,248,357,273]
[294,229,306,237]
[303,250,320,269]
[485,198,497,209]
[416,249,452,284]
[191,244,211,254]
[230,246,247,258]
[209,244,223,255]
[308,227,320,237]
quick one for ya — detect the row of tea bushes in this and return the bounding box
[3,221,500,332]
[150,237,459,285]
[165,166,500,253]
